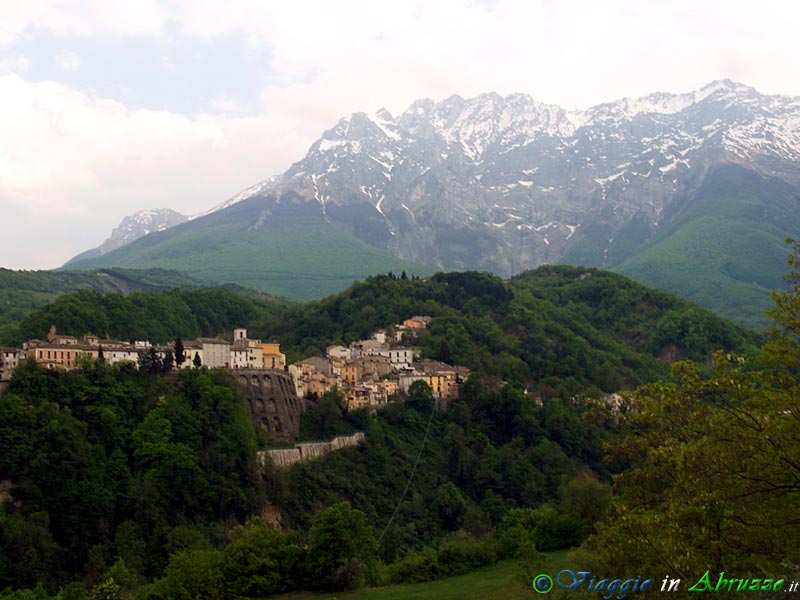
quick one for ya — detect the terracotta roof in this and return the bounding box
[195,338,230,345]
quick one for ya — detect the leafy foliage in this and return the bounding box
[257,268,758,390]
[583,239,800,579]
[0,364,263,592]
[0,268,200,344]
[306,502,377,591]
[2,288,280,346]
[264,376,610,566]
[221,518,302,597]
[0,261,772,598]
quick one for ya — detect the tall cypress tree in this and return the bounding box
[174,338,186,368]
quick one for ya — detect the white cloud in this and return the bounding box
[0,0,166,45]
[0,73,317,269]
[161,0,800,109]
[207,94,245,115]
[2,0,800,269]
[0,54,32,74]
[56,51,82,72]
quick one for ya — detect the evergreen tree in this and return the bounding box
[162,351,174,372]
[174,338,186,368]
[144,346,162,374]
[193,352,202,368]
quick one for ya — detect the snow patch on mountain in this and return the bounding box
[95,208,188,255]
[79,80,800,277]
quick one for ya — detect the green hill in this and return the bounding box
[614,165,800,330]
[0,287,282,347]
[251,267,759,392]
[62,166,799,327]
[0,267,201,344]
[64,195,435,301]
[5,266,759,389]
[0,266,769,598]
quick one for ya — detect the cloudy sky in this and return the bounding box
[2,0,799,269]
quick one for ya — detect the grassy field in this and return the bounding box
[267,553,572,600]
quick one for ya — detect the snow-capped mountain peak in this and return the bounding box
[80,80,800,276]
[226,79,800,275]
[95,208,188,255]
[191,174,283,220]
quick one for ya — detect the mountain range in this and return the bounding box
[66,80,800,328]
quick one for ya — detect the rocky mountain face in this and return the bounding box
[221,79,800,275]
[101,209,188,253]
[71,80,800,326]
[75,209,188,260]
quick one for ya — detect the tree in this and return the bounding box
[764,238,800,383]
[584,241,800,579]
[305,502,377,591]
[162,351,174,373]
[561,477,611,538]
[161,350,175,373]
[158,548,225,600]
[192,352,201,368]
[173,338,186,369]
[137,347,162,374]
[407,380,435,412]
[435,482,467,531]
[437,338,452,364]
[88,578,121,600]
[222,518,302,597]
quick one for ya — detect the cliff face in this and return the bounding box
[74,80,800,278]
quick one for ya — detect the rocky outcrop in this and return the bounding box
[259,432,366,469]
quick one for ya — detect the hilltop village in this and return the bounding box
[0,316,469,411]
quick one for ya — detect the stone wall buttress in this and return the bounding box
[231,369,303,443]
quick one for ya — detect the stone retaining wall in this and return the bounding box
[259,432,366,469]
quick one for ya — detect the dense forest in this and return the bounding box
[0,269,203,344]
[581,242,800,580]
[3,266,760,395]
[1,287,282,348]
[0,256,794,598]
[0,361,611,598]
[252,266,759,392]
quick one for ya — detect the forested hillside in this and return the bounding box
[3,267,759,394]
[0,263,777,599]
[0,365,265,596]
[1,287,282,348]
[581,241,800,582]
[252,267,759,393]
[0,268,202,344]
